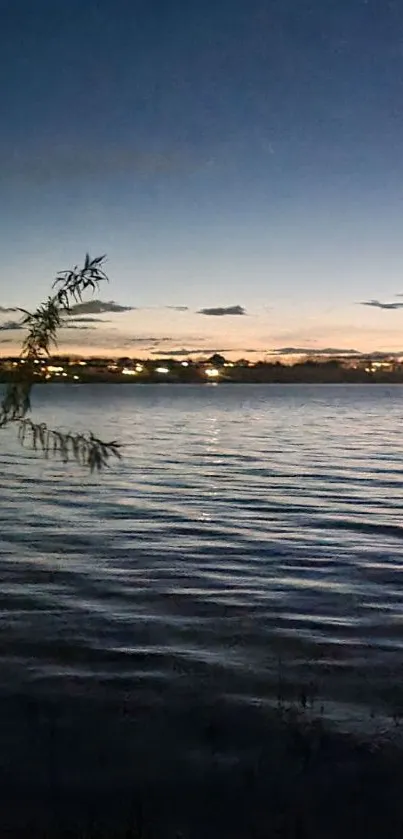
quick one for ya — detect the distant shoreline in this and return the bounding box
[2,355,403,385]
[2,377,403,386]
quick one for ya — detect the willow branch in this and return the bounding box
[18,419,122,472]
[0,254,122,470]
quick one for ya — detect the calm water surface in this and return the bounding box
[1,383,403,830]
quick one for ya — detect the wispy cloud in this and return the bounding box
[121,337,174,347]
[165,306,189,312]
[0,301,133,317]
[197,305,246,317]
[150,347,231,356]
[0,317,96,333]
[64,325,95,331]
[69,299,135,315]
[0,320,25,331]
[270,346,360,356]
[67,316,110,324]
[360,299,403,310]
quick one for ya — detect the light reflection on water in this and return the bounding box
[1,383,403,722]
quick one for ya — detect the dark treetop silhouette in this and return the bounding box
[0,254,121,471]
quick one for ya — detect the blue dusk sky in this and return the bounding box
[1,0,403,358]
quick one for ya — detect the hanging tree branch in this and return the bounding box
[0,254,122,471]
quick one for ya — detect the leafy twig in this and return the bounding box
[0,254,122,470]
[18,419,122,472]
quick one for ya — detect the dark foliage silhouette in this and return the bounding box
[0,254,121,470]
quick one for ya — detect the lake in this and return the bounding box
[1,383,403,835]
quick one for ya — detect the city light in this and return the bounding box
[2,354,403,386]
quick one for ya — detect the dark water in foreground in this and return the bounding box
[1,383,403,834]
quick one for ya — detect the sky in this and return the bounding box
[1,0,403,358]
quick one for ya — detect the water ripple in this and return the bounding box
[1,383,403,723]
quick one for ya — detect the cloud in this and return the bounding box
[150,347,229,356]
[64,325,95,331]
[197,305,246,316]
[0,306,17,313]
[0,317,96,334]
[270,346,360,356]
[366,351,403,358]
[120,337,174,348]
[67,316,110,324]
[155,348,202,356]
[165,306,189,312]
[69,299,135,315]
[360,299,403,310]
[0,320,25,331]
